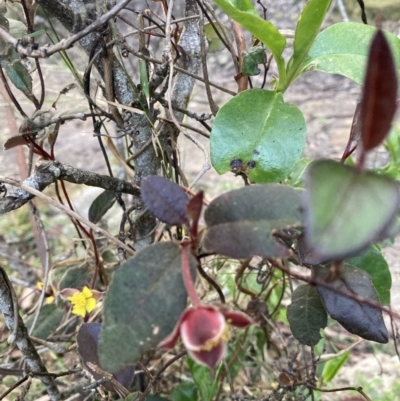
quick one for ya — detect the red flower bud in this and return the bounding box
[159,305,252,369]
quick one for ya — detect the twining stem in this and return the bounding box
[181,243,200,307]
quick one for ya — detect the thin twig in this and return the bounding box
[307,384,372,401]
[0,160,140,215]
[28,203,51,336]
[0,0,133,59]
[137,351,187,401]
[198,8,219,115]
[231,20,247,92]
[124,15,200,38]
[336,0,349,22]
[268,258,400,320]
[123,42,236,96]
[202,0,240,73]
[158,117,210,138]
[0,374,30,400]
[0,176,135,256]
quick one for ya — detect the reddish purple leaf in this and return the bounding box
[3,135,27,150]
[186,191,203,237]
[360,30,398,153]
[77,323,135,392]
[141,176,189,225]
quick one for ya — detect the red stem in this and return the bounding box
[181,243,200,307]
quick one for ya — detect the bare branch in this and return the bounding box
[0,0,132,59]
[0,160,140,215]
[0,267,60,400]
[0,175,135,255]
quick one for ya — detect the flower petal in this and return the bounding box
[221,308,253,328]
[46,296,55,304]
[188,341,227,369]
[86,297,97,313]
[158,309,191,349]
[82,286,93,299]
[180,307,226,351]
[72,304,87,317]
[59,288,79,300]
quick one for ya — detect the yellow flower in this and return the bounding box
[67,286,97,317]
[37,282,55,304]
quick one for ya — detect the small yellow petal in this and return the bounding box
[86,297,97,313]
[69,292,84,304]
[37,282,44,290]
[46,296,55,304]
[82,286,93,299]
[72,304,86,317]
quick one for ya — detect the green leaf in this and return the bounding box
[204,23,233,53]
[88,190,116,224]
[139,58,149,106]
[285,157,312,188]
[225,331,252,381]
[300,23,400,87]
[77,323,135,393]
[213,0,286,85]
[346,247,391,305]
[99,242,196,373]
[211,89,306,183]
[27,29,45,38]
[321,351,350,383]
[285,0,332,89]
[0,15,10,57]
[187,357,219,401]
[5,60,32,94]
[8,18,27,38]
[58,264,94,291]
[287,285,327,346]
[146,396,169,401]
[313,265,388,343]
[25,304,64,340]
[304,160,400,261]
[122,393,140,401]
[171,382,198,401]
[242,45,267,76]
[204,184,303,258]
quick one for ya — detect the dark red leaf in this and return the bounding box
[3,135,30,150]
[360,30,398,153]
[313,265,388,343]
[186,191,203,237]
[141,176,189,226]
[77,323,135,393]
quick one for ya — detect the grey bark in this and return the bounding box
[0,160,140,215]
[35,0,159,249]
[0,270,60,400]
[158,0,202,152]
[27,0,201,249]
